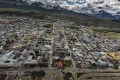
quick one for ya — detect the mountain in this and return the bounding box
[0,0,66,12]
[0,0,120,28]
[22,0,120,20]
[0,0,120,20]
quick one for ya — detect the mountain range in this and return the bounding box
[0,0,120,20]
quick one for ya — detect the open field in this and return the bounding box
[93,27,120,39]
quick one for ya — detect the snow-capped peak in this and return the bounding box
[22,0,120,16]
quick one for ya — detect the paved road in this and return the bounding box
[78,73,120,80]
[2,67,120,79]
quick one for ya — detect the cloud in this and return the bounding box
[22,0,120,15]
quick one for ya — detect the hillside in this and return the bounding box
[0,1,120,28]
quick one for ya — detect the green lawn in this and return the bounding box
[63,60,72,67]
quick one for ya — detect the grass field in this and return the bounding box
[93,27,120,39]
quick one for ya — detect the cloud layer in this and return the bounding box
[22,0,120,15]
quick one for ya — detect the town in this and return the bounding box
[0,14,120,80]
